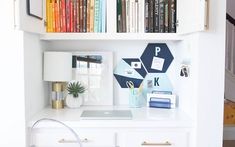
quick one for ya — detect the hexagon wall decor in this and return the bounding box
[140,43,174,73]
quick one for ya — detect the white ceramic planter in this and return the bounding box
[66,94,83,108]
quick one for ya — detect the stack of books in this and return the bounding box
[145,0,176,33]
[147,91,176,109]
[46,0,106,33]
[117,0,141,33]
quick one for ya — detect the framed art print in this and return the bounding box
[27,0,43,20]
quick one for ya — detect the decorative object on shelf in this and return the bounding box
[142,73,173,94]
[113,43,174,107]
[72,51,113,105]
[180,64,190,77]
[66,81,86,108]
[27,0,43,20]
[43,52,72,109]
[114,58,146,88]
[140,43,174,73]
[127,81,144,108]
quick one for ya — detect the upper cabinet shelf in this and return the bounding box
[15,0,208,40]
[40,33,184,40]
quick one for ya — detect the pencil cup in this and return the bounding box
[128,89,142,108]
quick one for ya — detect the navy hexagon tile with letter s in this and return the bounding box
[140,43,174,73]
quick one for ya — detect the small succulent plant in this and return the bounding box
[67,82,85,98]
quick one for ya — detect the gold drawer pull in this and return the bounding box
[58,138,89,143]
[141,141,171,146]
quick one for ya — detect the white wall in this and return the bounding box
[46,40,194,115]
[0,1,26,147]
[24,32,49,120]
[195,0,226,146]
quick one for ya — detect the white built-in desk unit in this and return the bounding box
[29,106,193,147]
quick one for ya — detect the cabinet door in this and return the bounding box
[123,131,189,147]
[177,0,208,34]
[14,0,45,33]
[31,128,116,147]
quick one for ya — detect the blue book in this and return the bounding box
[94,0,100,32]
[98,0,102,32]
[101,0,106,32]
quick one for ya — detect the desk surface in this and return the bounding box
[29,106,193,128]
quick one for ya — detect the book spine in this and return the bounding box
[55,0,61,32]
[90,0,95,32]
[98,0,102,32]
[164,0,168,32]
[121,0,126,32]
[46,0,50,32]
[159,0,164,32]
[101,0,106,32]
[169,0,176,32]
[76,0,80,32]
[148,0,153,32]
[126,0,130,32]
[66,0,71,32]
[144,0,149,32]
[153,0,159,32]
[130,0,136,32]
[47,0,54,32]
[87,0,91,32]
[59,0,62,32]
[117,0,122,32]
[51,0,56,32]
[70,0,74,32]
[83,0,87,32]
[135,0,139,32]
[79,0,83,32]
[61,0,66,32]
[73,0,77,32]
[94,0,100,32]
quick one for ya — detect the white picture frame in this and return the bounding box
[72,51,113,105]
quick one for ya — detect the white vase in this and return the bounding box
[65,94,83,108]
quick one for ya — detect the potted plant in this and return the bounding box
[66,81,86,108]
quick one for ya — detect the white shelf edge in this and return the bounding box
[40,33,184,41]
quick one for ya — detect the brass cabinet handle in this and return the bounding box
[141,141,171,146]
[58,138,89,143]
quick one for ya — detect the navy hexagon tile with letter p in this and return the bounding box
[140,43,174,73]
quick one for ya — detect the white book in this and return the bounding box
[129,0,135,32]
[135,0,138,32]
[138,0,144,33]
[126,0,130,32]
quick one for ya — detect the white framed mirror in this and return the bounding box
[72,51,113,105]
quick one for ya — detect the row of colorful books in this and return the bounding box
[145,0,176,33]
[117,0,141,33]
[46,0,106,33]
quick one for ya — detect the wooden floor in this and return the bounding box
[223,140,235,147]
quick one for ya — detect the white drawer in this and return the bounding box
[31,129,116,147]
[123,131,189,147]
